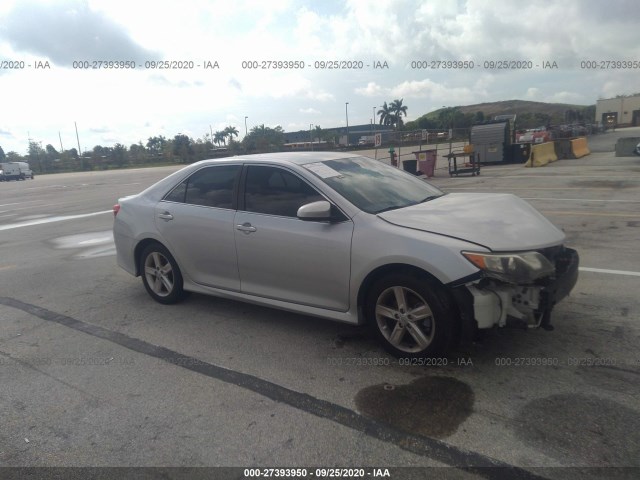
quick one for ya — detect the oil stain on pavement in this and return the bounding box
[355,376,474,438]
[514,393,640,466]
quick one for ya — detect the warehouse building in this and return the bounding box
[595,95,640,127]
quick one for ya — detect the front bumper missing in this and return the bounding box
[452,247,579,339]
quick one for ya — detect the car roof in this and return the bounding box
[193,151,359,167]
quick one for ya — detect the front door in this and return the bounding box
[234,165,353,311]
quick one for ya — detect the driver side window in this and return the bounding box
[244,166,324,217]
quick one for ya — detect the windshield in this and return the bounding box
[304,156,444,214]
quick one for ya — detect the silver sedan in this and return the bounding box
[113,152,578,358]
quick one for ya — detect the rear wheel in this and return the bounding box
[365,273,455,359]
[140,243,186,304]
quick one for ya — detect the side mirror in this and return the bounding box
[297,200,332,221]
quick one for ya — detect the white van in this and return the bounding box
[0,162,34,180]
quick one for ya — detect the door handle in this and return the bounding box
[158,211,173,221]
[236,223,257,233]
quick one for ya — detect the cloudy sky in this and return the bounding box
[0,0,639,155]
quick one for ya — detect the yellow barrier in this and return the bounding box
[525,142,557,167]
[570,137,590,158]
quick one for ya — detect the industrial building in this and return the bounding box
[595,95,640,127]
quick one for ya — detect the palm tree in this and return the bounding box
[223,126,239,144]
[390,98,408,129]
[213,131,225,147]
[377,102,394,127]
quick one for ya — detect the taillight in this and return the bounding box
[113,204,120,217]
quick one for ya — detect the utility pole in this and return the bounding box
[345,102,349,147]
[74,122,82,156]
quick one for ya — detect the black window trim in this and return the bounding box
[238,163,349,222]
[161,164,242,211]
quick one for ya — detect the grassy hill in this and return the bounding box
[458,99,591,117]
[408,100,596,130]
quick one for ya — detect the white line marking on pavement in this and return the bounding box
[0,211,112,231]
[522,198,640,203]
[0,200,40,207]
[580,267,640,277]
[541,210,639,218]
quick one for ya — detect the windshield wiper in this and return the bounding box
[375,205,406,214]
[375,194,444,214]
[417,194,444,204]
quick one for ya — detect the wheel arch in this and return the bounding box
[357,263,445,313]
[133,238,167,276]
[356,263,462,344]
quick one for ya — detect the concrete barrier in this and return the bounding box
[615,137,640,157]
[525,142,557,167]
[570,137,590,158]
[554,139,574,159]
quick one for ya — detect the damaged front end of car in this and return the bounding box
[451,246,579,343]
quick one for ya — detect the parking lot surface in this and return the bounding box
[1,130,639,479]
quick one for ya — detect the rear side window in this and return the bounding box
[164,165,241,209]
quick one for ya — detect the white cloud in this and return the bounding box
[299,107,320,114]
[525,88,540,99]
[355,82,384,97]
[544,91,585,104]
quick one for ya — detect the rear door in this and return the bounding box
[155,164,241,291]
[234,164,353,311]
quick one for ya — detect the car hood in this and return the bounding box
[377,193,565,251]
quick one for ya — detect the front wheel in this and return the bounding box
[139,243,186,304]
[365,274,455,359]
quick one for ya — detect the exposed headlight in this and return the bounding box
[461,251,555,284]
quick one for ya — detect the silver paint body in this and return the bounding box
[113,152,566,326]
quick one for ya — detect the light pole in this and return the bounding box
[244,116,248,137]
[371,106,378,137]
[345,102,349,147]
[310,123,313,151]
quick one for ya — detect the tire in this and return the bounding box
[365,273,455,359]
[139,243,186,304]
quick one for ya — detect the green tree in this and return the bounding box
[313,125,330,144]
[0,145,6,161]
[242,124,285,152]
[437,107,464,130]
[111,143,127,167]
[28,141,46,173]
[129,143,147,164]
[390,98,408,129]
[172,134,193,163]
[223,126,239,144]
[6,151,22,162]
[213,131,226,147]
[377,102,394,127]
[146,136,167,156]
